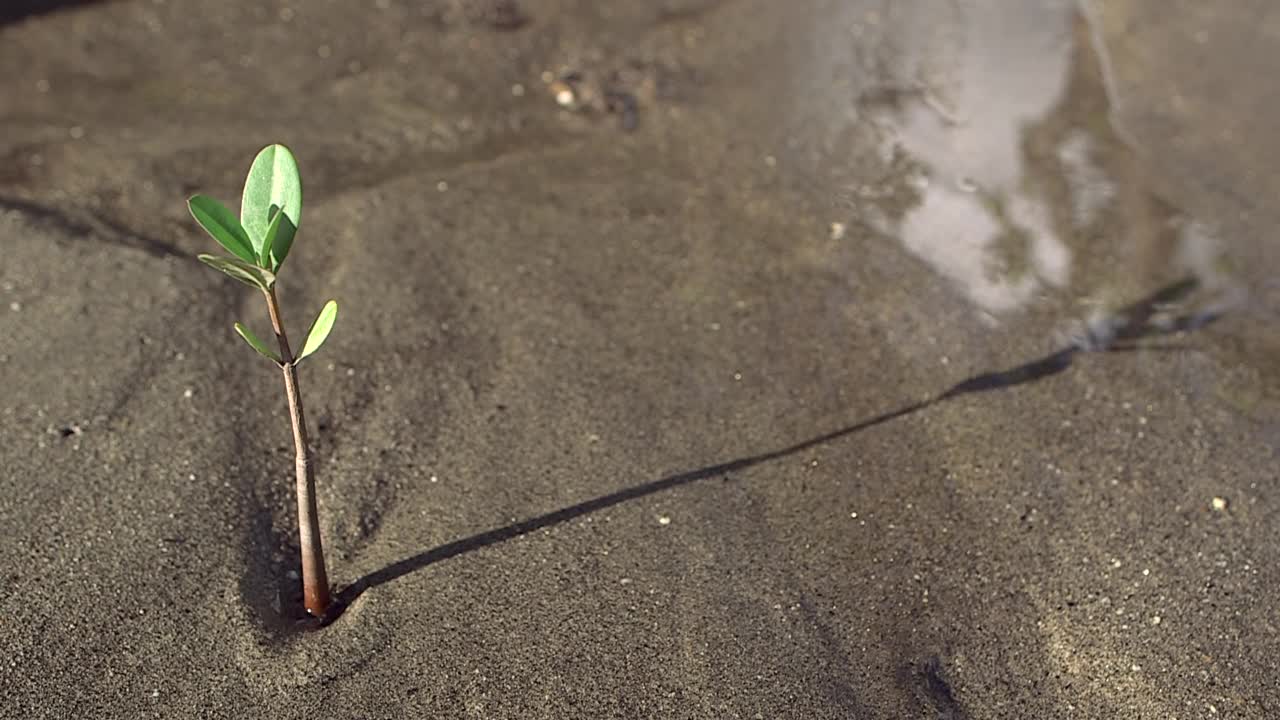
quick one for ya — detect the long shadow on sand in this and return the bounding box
[324,277,1222,624]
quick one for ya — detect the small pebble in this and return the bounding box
[1211,497,1228,512]
[657,515,671,526]
[550,80,575,107]
[829,222,846,240]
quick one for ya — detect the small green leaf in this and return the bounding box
[189,195,256,264]
[259,207,283,269]
[234,322,282,363]
[297,300,338,362]
[241,144,301,269]
[197,254,276,291]
[269,206,298,271]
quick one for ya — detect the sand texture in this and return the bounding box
[1,0,1278,717]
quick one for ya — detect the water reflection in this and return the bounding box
[857,0,1235,321]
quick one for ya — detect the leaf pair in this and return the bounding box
[234,301,338,365]
[188,144,302,276]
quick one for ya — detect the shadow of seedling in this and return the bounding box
[322,277,1222,624]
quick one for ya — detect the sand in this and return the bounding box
[1,0,1278,717]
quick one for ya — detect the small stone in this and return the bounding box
[829,222,847,240]
[550,80,575,107]
[657,515,671,526]
[1211,497,1228,512]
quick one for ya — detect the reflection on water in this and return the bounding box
[855,0,1237,322]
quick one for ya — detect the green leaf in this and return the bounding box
[234,322,282,363]
[259,207,283,269]
[297,300,338,362]
[197,254,276,291]
[188,195,256,264]
[241,144,302,270]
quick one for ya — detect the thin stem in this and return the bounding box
[264,286,331,617]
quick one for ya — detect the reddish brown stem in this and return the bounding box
[264,286,331,617]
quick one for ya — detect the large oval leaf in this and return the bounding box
[241,144,302,270]
[189,195,256,264]
[297,300,338,362]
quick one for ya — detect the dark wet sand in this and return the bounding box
[1,1,1278,717]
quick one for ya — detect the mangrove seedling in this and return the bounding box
[188,144,338,618]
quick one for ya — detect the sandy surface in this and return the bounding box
[1,1,1278,717]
